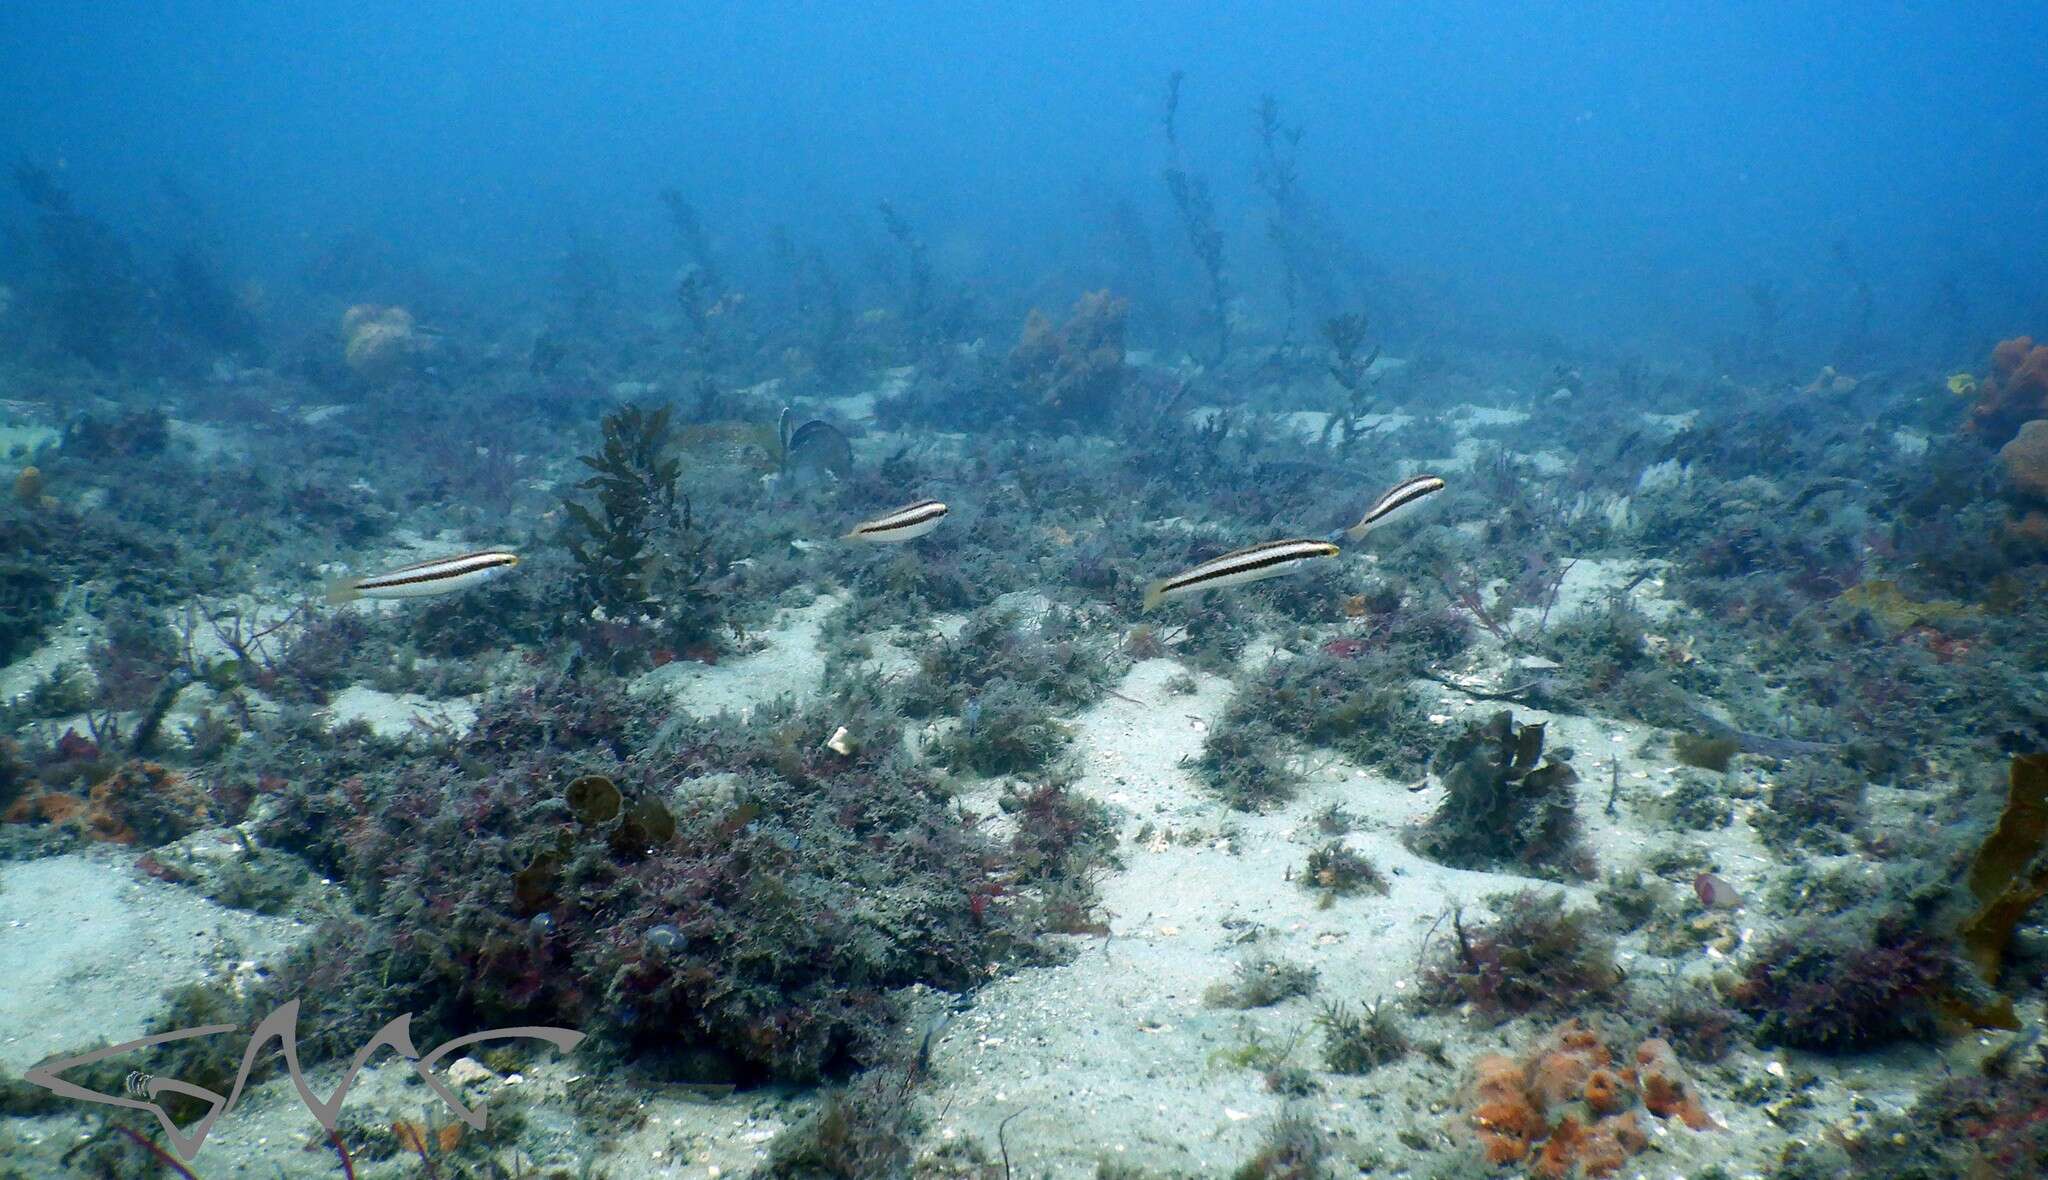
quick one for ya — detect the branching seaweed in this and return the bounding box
[563,404,718,655]
[1418,891,1623,1020]
[1162,72,1230,364]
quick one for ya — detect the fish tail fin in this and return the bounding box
[1342,519,1371,543]
[839,529,866,543]
[323,578,363,606]
[1141,579,1170,613]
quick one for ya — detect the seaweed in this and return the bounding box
[1845,1050,2048,1178]
[1195,720,1301,811]
[62,407,169,459]
[901,605,1113,716]
[1672,733,1739,772]
[1007,291,1130,424]
[1418,891,1623,1021]
[1204,955,1319,1010]
[0,553,59,665]
[1314,999,1408,1074]
[1657,769,1735,831]
[258,680,1038,1083]
[1229,1106,1328,1180]
[659,187,724,296]
[565,402,681,617]
[1318,312,1381,454]
[1208,651,1438,784]
[999,778,1116,884]
[9,162,149,366]
[934,679,1069,775]
[1253,93,1307,345]
[1750,760,1867,853]
[1733,916,1961,1052]
[1643,982,1741,1064]
[1593,868,1663,934]
[1299,841,1387,900]
[563,403,719,657]
[1160,72,1230,365]
[1958,754,2048,984]
[762,1063,921,1179]
[162,246,260,354]
[1408,711,1590,879]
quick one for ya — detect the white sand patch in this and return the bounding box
[1412,402,1555,473]
[71,1040,612,1178]
[917,658,1562,1175]
[169,418,244,462]
[0,612,93,708]
[824,364,913,422]
[1274,409,1333,442]
[0,852,303,1073]
[1258,409,1412,448]
[912,643,1811,1176]
[633,594,840,716]
[325,684,478,738]
[1451,404,1530,430]
[574,1082,801,1179]
[611,380,664,401]
[1642,410,1698,436]
[1497,555,1680,631]
[0,421,59,457]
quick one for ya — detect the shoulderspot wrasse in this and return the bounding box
[843,499,948,543]
[1342,474,1445,542]
[326,549,519,604]
[1142,538,1340,612]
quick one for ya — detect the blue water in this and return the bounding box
[5,2,2042,356]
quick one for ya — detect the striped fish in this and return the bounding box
[1142,539,1341,612]
[843,499,948,543]
[1342,474,1445,541]
[325,549,520,604]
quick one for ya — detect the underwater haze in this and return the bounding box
[5,3,2048,1179]
[7,2,2046,353]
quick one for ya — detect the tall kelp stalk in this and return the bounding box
[660,187,725,298]
[663,187,752,371]
[1252,92,1304,348]
[10,160,149,368]
[877,200,934,336]
[1161,70,1230,365]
